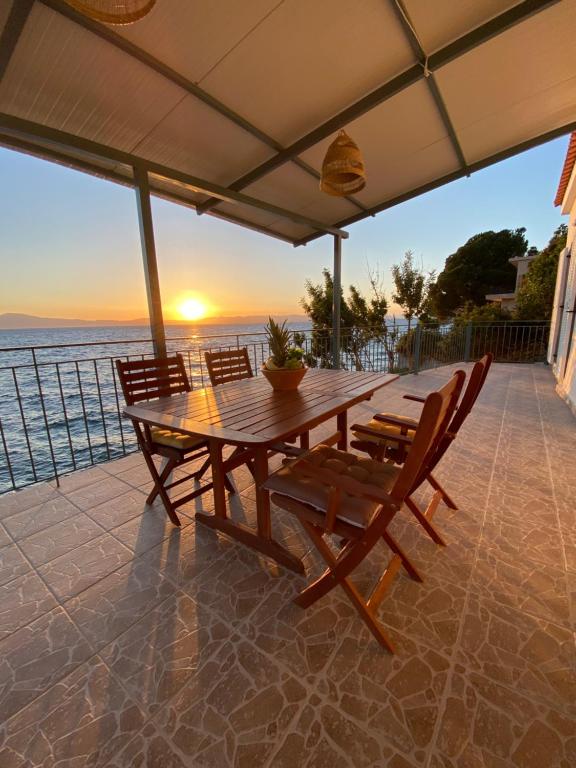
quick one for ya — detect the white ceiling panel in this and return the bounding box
[300,80,457,209]
[243,163,360,223]
[135,94,275,186]
[402,0,520,54]
[437,0,576,163]
[200,0,415,146]
[0,3,184,152]
[114,0,282,84]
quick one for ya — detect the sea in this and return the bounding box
[0,322,312,492]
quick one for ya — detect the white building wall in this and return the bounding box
[549,167,576,413]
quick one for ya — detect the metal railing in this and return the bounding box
[0,321,549,493]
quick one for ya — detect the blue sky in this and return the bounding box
[0,134,569,321]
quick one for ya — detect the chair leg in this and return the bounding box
[146,459,175,505]
[428,473,458,510]
[294,521,395,652]
[382,531,423,582]
[141,453,180,526]
[194,457,211,480]
[223,473,236,494]
[405,496,446,546]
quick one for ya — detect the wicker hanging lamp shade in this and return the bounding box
[320,129,366,196]
[64,0,156,25]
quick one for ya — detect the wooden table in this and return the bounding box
[124,369,397,572]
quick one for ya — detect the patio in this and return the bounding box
[0,362,574,767]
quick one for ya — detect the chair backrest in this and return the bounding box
[205,348,253,386]
[448,353,493,436]
[392,369,465,503]
[420,353,492,478]
[115,354,191,405]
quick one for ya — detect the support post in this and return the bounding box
[332,235,342,369]
[413,325,422,374]
[464,322,472,363]
[134,165,167,358]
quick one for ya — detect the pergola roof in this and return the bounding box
[1,0,576,246]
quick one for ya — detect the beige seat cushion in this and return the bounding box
[352,412,418,446]
[264,444,399,529]
[150,426,205,451]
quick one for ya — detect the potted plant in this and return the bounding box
[262,317,308,391]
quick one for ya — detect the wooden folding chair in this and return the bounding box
[116,354,235,526]
[205,348,253,386]
[351,354,492,544]
[263,371,463,652]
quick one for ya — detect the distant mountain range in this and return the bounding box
[0,312,308,330]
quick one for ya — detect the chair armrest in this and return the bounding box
[402,394,426,403]
[351,424,414,445]
[372,413,418,429]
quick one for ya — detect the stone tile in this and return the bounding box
[479,514,564,570]
[107,723,189,768]
[470,547,570,627]
[140,522,235,588]
[270,626,452,767]
[115,464,157,490]
[0,606,92,724]
[377,566,469,655]
[51,465,111,493]
[3,496,80,542]
[154,635,305,768]
[110,509,185,556]
[0,657,145,767]
[0,524,10,548]
[83,487,151,530]
[38,533,133,602]
[0,483,60,520]
[65,557,176,651]
[101,452,146,476]
[430,667,576,768]
[180,542,301,629]
[65,476,134,511]
[0,543,31,587]
[18,513,104,567]
[0,572,58,640]
[457,593,575,716]
[100,592,228,716]
[242,573,354,680]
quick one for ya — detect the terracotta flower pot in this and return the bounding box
[261,365,308,391]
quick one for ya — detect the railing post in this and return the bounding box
[464,322,473,362]
[413,325,422,374]
[332,234,342,369]
[134,165,167,358]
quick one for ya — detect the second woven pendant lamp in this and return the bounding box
[320,130,366,196]
[64,1,156,25]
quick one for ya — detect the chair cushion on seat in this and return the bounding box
[264,444,399,529]
[150,426,205,450]
[352,412,418,446]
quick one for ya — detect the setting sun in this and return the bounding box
[177,297,207,321]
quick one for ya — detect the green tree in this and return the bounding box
[391,251,434,329]
[428,228,528,319]
[300,268,389,369]
[514,225,567,321]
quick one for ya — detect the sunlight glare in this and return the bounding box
[177,297,207,321]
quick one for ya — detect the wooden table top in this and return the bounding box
[124,369,397,447]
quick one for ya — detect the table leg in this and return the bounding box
[300,431,310,449]
[254,447,271,539]
[337,410,348,450]
[195,442,304,574]
[209,441,227,519]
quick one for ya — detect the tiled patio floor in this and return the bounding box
[0,364,574,767]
